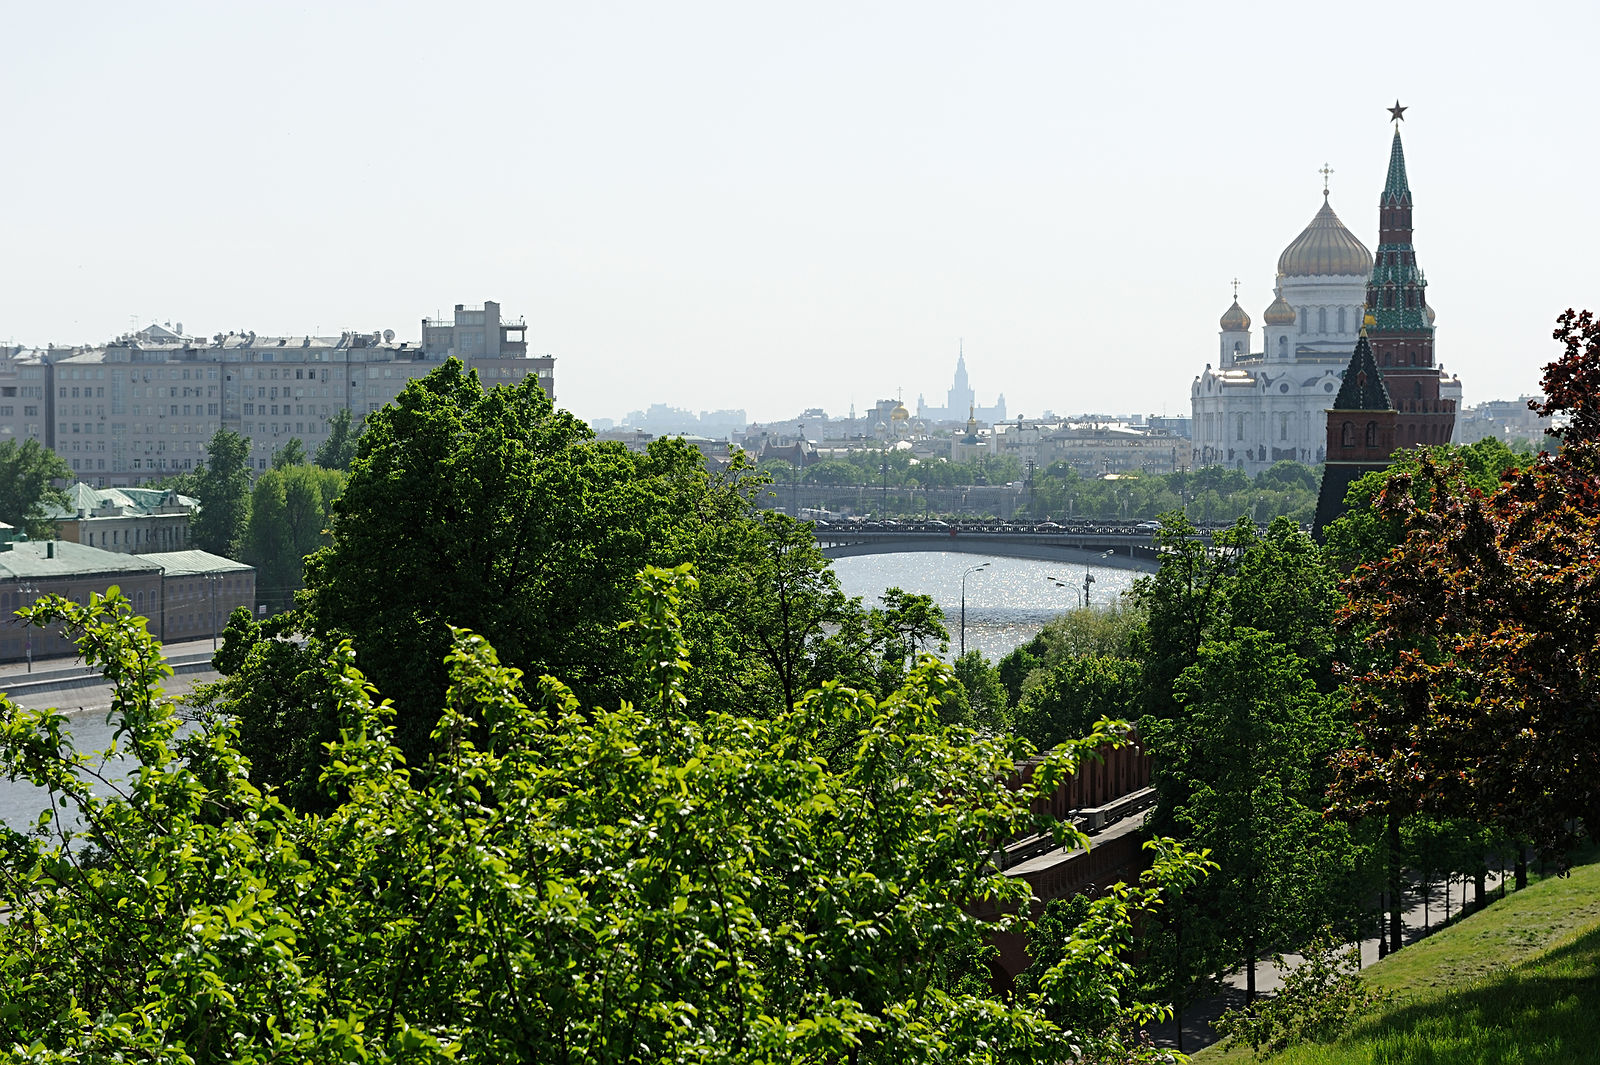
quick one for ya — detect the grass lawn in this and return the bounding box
[1196,847,1600,1064]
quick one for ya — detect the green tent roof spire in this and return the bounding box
[1382,127,1411,207]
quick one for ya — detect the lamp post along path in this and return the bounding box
[960,562,990,658]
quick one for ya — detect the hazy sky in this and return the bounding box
[4,2,1597,426]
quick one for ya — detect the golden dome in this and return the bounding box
[1426,303,1437,325]
[1219,299,1251,333]
[1263,294,1296,326]
[1277,195,1373,277]
[890,402,909,422]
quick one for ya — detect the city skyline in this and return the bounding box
[4,2,1597,427]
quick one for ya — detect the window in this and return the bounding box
[1341,421,1354,447]
[1366,422,1377,447]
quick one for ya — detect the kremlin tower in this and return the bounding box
[1313,105,1458,537]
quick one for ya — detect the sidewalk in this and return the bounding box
[0,636,220,679]
[1146,866,1513,1054]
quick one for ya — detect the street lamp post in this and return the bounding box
[20,581,37,672]
[1047,575,1081,610]
[960,562,990,658]
[1083,549,1115,609]
[205,573,222,651]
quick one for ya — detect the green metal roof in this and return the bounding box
[45,482,199,520]
[1331,333,1392,411]
[0,541,164,580]
[138,550,253,577]
[1382,128,1411,207]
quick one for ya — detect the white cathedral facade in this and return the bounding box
[1190,190,1460,474]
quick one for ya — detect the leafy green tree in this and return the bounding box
[313,406,363,471]
[190,428,252,557]
[0,437,72,538]
[952,649,1009,733]
[244,463,345,614]
[270,437,307,470]
[1014,655,1141,752]
[0,573,1209,1064]
[1145,629,1356,1001]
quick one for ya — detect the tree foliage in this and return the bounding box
[1145,630,1360,998]
[314,407,363,471]
[0,574,1208,1064]
[0,437,72,539]
[243,462,345,614]
[1333,310,1600,850]
[189,428,253,557]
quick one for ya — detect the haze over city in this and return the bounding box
[4,0,1597,425]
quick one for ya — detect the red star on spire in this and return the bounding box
[1388,100,1407,122]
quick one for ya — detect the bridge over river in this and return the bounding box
[814,518,1173,570]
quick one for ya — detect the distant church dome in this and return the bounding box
[1263,294,1297,326]
[1277,195,1373,277]
[1426,303,1437,325]
[1219,299,1251,333]
[891,402,910,422]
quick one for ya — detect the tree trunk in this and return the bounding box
[1387,809,1404,954]
[1515,851,1528,891]
[1474,871,1486,908]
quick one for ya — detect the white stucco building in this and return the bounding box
[1190,190,1462,475]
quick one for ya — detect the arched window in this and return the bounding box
[1366,422,1377,447]
[1341,421,1354,447]
[1414,382,1422,399]
[1337,307,1347,333]
[1298,309,1307,335]
[1278,335,1288,357]
[1318,307,1328,333]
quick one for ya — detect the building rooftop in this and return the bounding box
[139,550,253,577]
[0,541,164,579]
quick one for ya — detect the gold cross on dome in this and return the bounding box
[1231,278,1240,300]
[1320,163,1334,194]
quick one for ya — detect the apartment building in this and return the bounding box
[32,300,554,484]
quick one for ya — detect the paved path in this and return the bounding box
[1146,867,1514,1054]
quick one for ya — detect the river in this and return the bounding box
[831,551,1144,662]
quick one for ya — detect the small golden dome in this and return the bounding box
[1220,299,1251,333]
[1277,195,1373,277]
[1426,303,1437,325]
[1263,294,1296,326]
[890,402,909,422]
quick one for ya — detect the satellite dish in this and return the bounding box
[383,329,395,343]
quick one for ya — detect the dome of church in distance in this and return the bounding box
[1263,294,1297,325]
[1219,299,1251,332]
[1277,195,1373,277]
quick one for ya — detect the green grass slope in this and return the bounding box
[1199,850,1600,1064]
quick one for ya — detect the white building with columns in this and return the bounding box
[1191,187,1461,474]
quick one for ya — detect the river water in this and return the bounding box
[831,551,1145,662]
[1,553,1142,830]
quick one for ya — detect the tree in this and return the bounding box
[190,428,252,557]
[0,437,72,539]
[1145,629,1357,1001]
[270,437,307,470]
[1014,655,1141,753]
[1,573,1209,1064]
[313,407,363,471]
[1331,311,1600,933]
[243,462,345,614]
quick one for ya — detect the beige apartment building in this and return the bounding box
[32,301,554,484]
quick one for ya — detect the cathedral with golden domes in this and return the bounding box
[1190,131,1461,475]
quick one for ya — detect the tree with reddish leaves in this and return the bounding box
[1333,311,1600,884]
